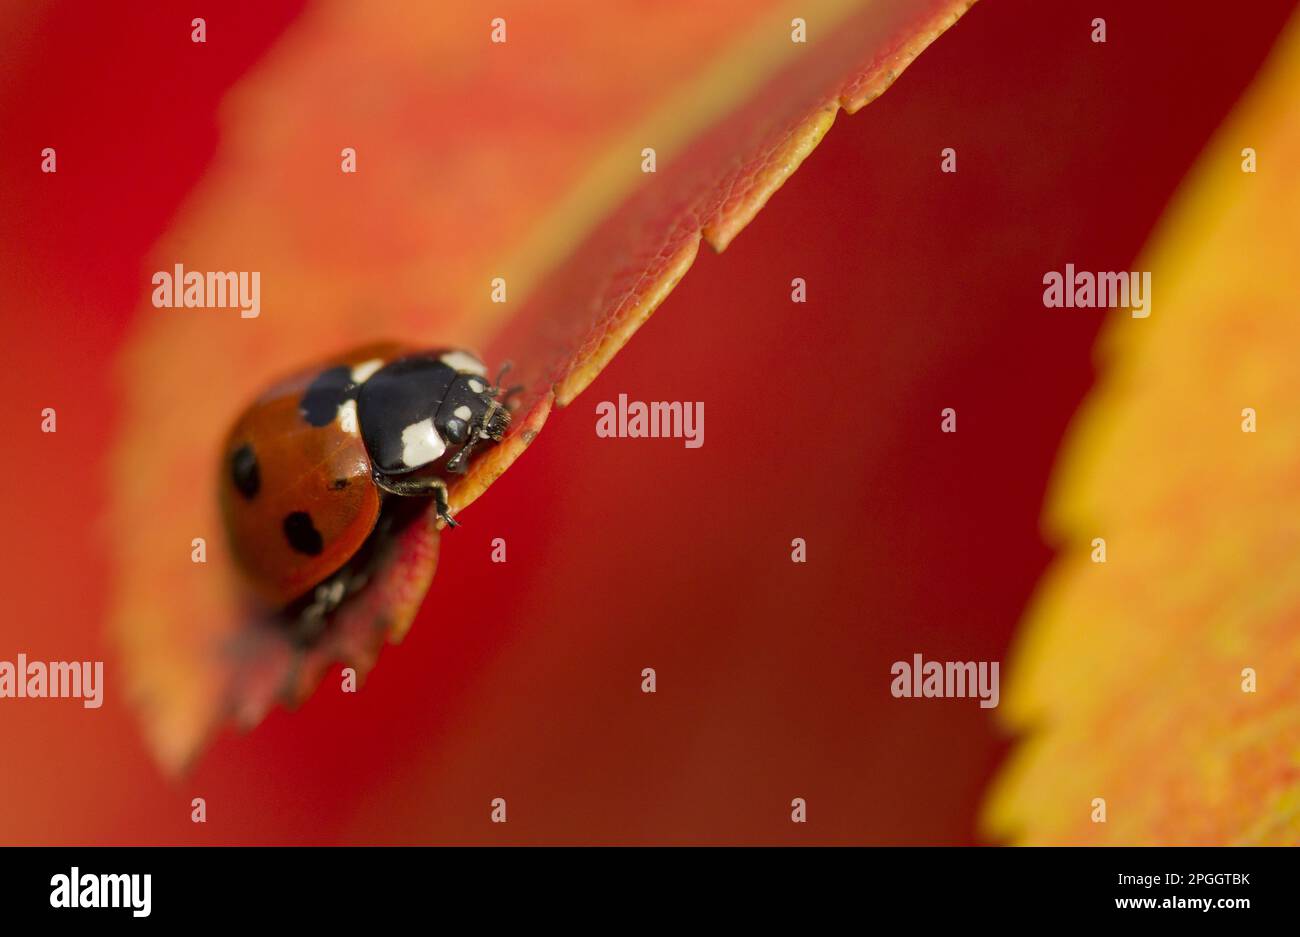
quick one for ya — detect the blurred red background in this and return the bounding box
[1,0,1295,843]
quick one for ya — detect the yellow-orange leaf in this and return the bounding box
[984,11,1300,845]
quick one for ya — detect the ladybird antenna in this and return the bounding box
[501,382,525,408]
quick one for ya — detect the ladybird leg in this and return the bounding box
[430,479,459,529]
[373,473,459,528]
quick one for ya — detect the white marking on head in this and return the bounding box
[337,398,359,434]
[467,378,486,394]
[440,351,487,377]
[350,358,384,384]
[400,418,446,468]
[454,405,473,421]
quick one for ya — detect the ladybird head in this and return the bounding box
[355,351,515,480]
[439,374,511,474]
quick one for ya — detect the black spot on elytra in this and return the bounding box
[230,444,260,499]
[283,511,324,556]
[300,366,357,427]
[330,478,349,490]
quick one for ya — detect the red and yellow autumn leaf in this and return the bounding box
[109,0,976,772]
[984,9,1300,845]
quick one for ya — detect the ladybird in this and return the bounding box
[219,344,513,636]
